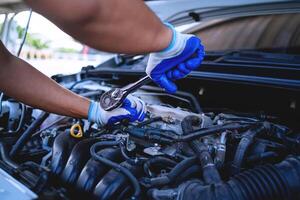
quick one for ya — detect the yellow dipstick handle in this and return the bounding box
[70,124,83,138]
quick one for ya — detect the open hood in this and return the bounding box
[146,0,298,25]
[1,0,298,21]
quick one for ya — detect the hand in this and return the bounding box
[88,95,146,125]
[146,24,205,93]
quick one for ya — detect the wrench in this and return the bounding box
[100,76,152,111]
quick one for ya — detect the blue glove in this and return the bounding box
[146,23,205,93]
[88,95,146,125]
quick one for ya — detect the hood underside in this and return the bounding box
[0,0,296,16]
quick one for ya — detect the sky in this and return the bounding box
[13,11,83,50]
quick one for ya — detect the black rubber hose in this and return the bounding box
[246,151,278,164]
[175,123,252,142]
[90,141,141,200]
[231,125,266,175]
[10,112,49,157]
[143,156,177,177]
[150,156,300,200]
[174,164,202,184]
[214,132,227,168]
[181,115,221,184]
[191,140,221,184]
[126,123,252,144]
[142,156,197,187]
[0,142,18,169]
[176,156,300,200]
[168,157,197,179]
[137,117,162,128]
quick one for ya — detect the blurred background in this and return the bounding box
[0,11,113,77]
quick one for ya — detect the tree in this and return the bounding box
[26,34,50,50]
[16,25,50,50]
[16,25,24,39]
[57,47,78,53]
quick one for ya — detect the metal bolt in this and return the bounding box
[111,89,120,98]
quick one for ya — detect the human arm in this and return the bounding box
[25,0,205,93]
[0,41,89,118]
[0,42,146,125]
[24,0,172,54]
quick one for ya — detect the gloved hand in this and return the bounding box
[146,23,205,93]
[88,95,146,126]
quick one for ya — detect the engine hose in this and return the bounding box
[175,122,252,142]
[246,151,278,164]
[214,132,227,168]
[150,156,300,200]
[10,112,49,157]
[143,156,177,177]
[231,125,266,175]
[174,164,202,184]
[181,115,221,184]
[90,141,141,200]
[137,117,162,128]
[126,123,252,144]
[141,156,197,187]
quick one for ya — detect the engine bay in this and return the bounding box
[0,73,300,200]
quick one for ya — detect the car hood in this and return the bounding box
[0,0,296,18]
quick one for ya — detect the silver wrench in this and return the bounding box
[100,76,152,111]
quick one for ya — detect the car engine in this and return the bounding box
[0,74,300,200]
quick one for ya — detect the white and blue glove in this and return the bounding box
[146,23,205,93]
[88,95,146,126]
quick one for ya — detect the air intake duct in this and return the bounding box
[150,156,300,200]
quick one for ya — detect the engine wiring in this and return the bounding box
[0,75,299,200]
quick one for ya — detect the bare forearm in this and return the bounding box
[0,56,90,118]
[25,0,172,54]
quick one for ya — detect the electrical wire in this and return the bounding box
[175,123,253,142]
